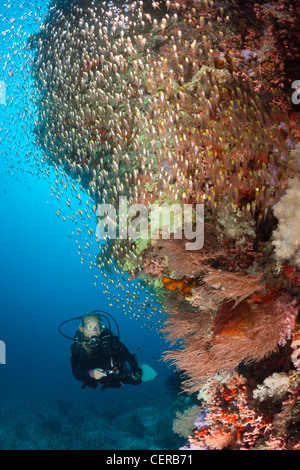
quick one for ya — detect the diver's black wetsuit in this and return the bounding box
[71,328,142,390]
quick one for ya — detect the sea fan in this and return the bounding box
[153,224,223,278]
[163,296,299,394]
[201,270,264,307]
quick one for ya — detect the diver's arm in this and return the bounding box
[70,344,98,385]
[114,338,142,376]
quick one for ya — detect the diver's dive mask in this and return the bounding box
[81,318,106,345]
[84,321,101,334]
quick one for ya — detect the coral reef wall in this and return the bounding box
[31,0,300,450]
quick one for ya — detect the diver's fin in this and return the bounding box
[140,363,158,382]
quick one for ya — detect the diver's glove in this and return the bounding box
[132,367,142,379]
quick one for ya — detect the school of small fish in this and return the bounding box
[0,0,295,331]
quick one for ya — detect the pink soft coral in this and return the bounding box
[204,425,235,450]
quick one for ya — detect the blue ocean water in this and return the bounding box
[0,0,182,450]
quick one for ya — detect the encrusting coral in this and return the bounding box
[181,369,300,450]
[162,276,197,297]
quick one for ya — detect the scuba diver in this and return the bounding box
[64,312,142,390]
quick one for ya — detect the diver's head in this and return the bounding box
[79,314,102,340]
